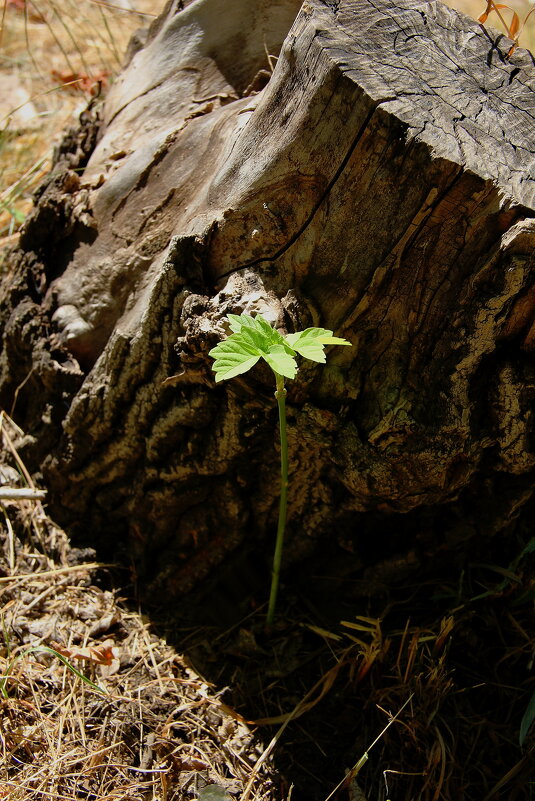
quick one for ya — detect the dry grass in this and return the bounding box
[178,536,533,801]
[0,410,275,801]
[0,0,161,244]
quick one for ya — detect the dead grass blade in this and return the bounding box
[323,694,415,801]
[0,562,105,584]
[250,657,345,726]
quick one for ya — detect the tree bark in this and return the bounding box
[1,0,534,602]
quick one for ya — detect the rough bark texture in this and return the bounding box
[1,0,534,604]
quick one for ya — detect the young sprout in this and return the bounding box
[209,313,351,626]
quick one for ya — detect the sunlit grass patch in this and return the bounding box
[0,0,161,245]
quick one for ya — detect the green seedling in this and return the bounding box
[209,313,351,625]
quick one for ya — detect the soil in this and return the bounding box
[161,529,535,801]
[0,420,534,801]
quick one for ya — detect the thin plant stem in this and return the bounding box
[267,373,288,626]
[488,0,513,37]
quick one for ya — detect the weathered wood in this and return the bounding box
[0,0,533,601]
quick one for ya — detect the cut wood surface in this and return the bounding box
[0,0,533,600]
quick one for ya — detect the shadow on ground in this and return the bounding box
[140,517,535,801]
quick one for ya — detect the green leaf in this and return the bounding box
[284,327,352,363]
[227,313,284,347]
[240,321,280,351]
[520,689,535,747]
[209,336,261,382]
[264,344,298,379]
[209,314,351,383]
[519,536,535,556]
[227,313,255,334]
[210,314,295,382]
[251,314,282,342]
[199,786,233,801]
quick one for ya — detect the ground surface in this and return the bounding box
[1,409,533,801]
[0,0,162,249]
[0,412,276,801]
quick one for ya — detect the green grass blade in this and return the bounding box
[519,690,535,746]
[30,646,107,694]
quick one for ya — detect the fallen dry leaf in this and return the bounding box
[50,69,110,96]
[50,640,118,666]
[5,0,45,22]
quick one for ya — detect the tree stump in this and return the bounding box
[1,0,534,604]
